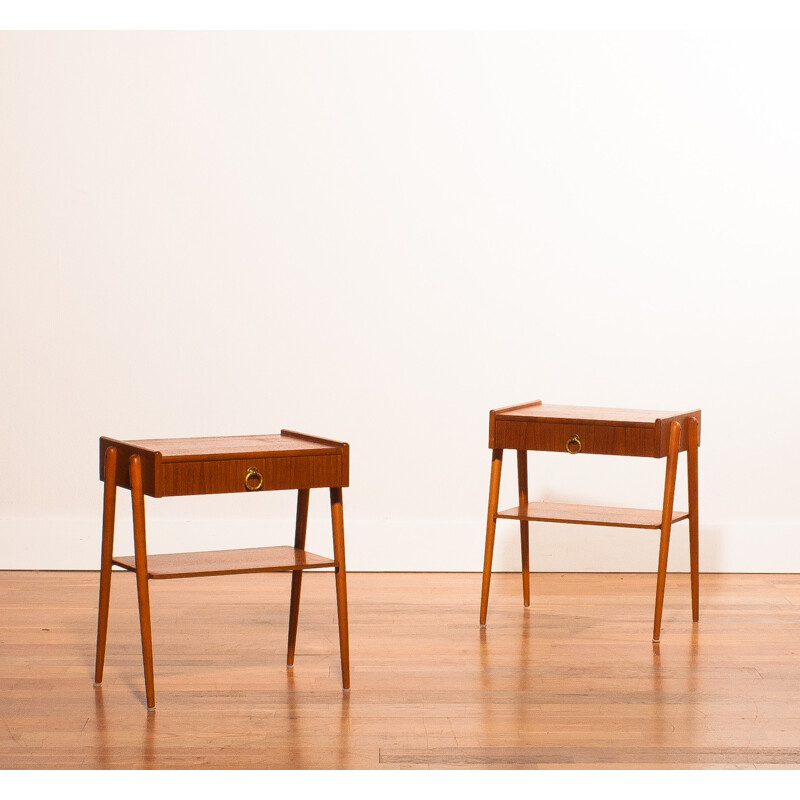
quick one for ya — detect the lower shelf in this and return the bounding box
[496,502,689,530]
[112,546,336,580]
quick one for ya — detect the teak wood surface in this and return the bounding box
[112,546,336,580]
[481,402,701,642]
[3,571,800,770]
[98,431,349,497]
[489,401,701,458]
[496,502,690,529]
[93,431,352,709]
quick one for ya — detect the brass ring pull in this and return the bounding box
[566,434,582,454]
[245,467,263,491]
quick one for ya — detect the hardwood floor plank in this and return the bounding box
[379,746,800,766]
[2,571,800,769]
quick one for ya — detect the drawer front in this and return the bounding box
[493,420,657,457]
[160,454,345,497]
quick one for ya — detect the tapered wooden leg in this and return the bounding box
[94,446,117,686]
[480,448,504,626]
[130,455,156,710]
[287,488,310,666]
[687,416,700,622]
[517,450,530,608]
[330,487,350,689]
[653,422,681,642]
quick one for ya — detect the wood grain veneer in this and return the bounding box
[99,431,349,497]
[112,546,336,580]
[490,404,701,458]
[159,454,343,496]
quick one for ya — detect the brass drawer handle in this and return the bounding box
[566,434,582,454]
[245,467,263,491]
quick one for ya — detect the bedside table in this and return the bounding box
[479,401,700,641]
[93,430,350,710]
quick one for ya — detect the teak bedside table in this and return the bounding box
[93,431,350,710]
[479,401,701,641]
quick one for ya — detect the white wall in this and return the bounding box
[2,31,799,571]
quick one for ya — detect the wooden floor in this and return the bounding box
[2,570,800,769]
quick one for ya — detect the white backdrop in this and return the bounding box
[2,31,798,571]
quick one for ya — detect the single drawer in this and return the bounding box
[493,419,658,457]
[160,454,345,496]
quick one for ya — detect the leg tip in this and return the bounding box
[652,638,660,643]
[147,706,156,712]
[93,681,102,687]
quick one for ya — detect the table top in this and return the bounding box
[493,401,699,427]
[102,430,346,462]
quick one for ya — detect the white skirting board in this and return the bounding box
[1,514,798,572]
